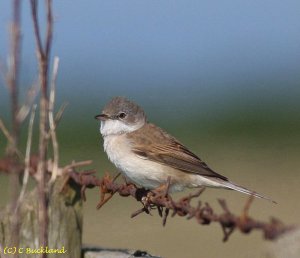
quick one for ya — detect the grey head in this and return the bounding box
[95,96,147,136]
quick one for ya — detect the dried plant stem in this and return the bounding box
[18,105,37,205]
[0,119,23,159]
[54,102,68,126]
[6,1,22,255]
[16,81,39,123]
[8,0,21,204]
[30,0,53,255]
[8,0,21,148]
[49,56,60,184]
[0,119,13,144]
[62,160,93,174]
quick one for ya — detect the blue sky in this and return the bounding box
[0,1,299,116]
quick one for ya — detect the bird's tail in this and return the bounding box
[222,180,276,204]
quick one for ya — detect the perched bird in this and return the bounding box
[95,96,274,202]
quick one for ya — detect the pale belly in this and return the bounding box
[103,134,224,192]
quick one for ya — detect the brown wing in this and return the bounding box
[127,123,228,181]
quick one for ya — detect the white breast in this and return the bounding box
[103,134,131,171]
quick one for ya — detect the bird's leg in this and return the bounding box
[81,185,87,201]
[112,172,121,182]
[141,177,172,214]
[122,174,132,186]
[150,176,172,197]
[163,176,172,197]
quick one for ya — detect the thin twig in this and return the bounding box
[62,160,93,174]
[54,102,68,126]
[17,105,37,206]
[45,102,68,140]
[16,81,39,123]
[49,56,59,184]
[6,1,22,255]
[30,1,54,255]
[7,0,21,139]
[45,0,53,59]
[0,118,23,159]
[0,119,14,144]
[30,0,43,59]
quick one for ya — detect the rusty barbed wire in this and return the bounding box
[0,156,297,242]
[65,169,297,242]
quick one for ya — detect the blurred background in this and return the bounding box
[0,1,300,257]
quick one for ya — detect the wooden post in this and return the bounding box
[0,177,82,258]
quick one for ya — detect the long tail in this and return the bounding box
[222,180,277,204]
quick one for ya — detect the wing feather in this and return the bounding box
[128,123,228,181]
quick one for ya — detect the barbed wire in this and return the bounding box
[66,169,296,242]
[0,156,296,242]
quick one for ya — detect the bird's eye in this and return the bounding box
[118,112,127,119]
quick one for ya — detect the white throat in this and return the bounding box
[100,119,144,136]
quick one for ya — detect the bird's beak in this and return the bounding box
[94,113,110,121]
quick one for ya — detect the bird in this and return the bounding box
[95,96,275,202]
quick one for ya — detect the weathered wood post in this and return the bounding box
[0,177,83,258]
